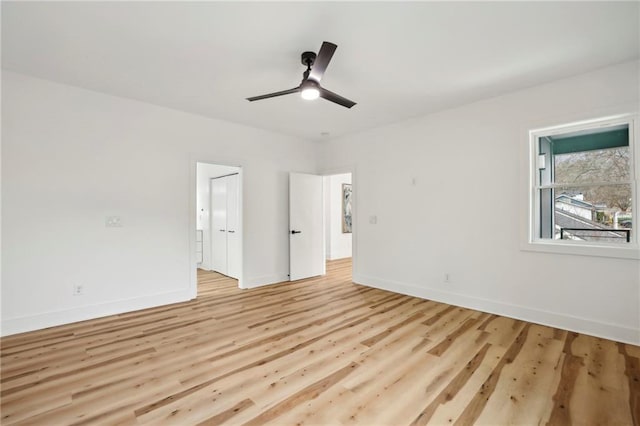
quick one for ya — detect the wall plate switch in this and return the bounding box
[105,216,122,227]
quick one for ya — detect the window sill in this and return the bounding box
[522,240,640,259]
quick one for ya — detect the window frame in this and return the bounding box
[526,113,640,259]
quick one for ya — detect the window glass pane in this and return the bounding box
[553,184,632,244]
[554,147,630,185]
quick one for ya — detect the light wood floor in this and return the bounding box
[1,258,639,425]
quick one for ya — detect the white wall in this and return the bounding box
[324,173,352,260]
[196,163,239,271]
[3,62,640,344]
[319,60,640,345]
[1,71,317,336]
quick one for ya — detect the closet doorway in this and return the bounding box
[210,173,240,278]
[196,162,242,286]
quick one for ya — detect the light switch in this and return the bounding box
[105,216,123,227]
[369,215,377,224]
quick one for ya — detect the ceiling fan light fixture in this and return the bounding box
[300,81,320,100]
[301,87,320,100]
[246,41,356,108]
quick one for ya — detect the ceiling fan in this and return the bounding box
[246,41,356,109]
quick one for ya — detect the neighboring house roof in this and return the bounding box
[555,194,595,210]
[555,208,629,241]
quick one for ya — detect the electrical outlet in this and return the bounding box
[73,284,84,296]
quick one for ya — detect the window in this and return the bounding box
[529,115,638,257]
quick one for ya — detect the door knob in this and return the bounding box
[291,230,302,234]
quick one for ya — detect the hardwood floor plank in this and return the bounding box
[547,331,582,425]
[0,392,72,424]
[1,259,638,425]
[243,362,359,426]
[454,323,532,426]
[1,347,156,398]
[195,398,255,425]
[619,342,640,425]
[419,344,507,425]
[267,383,356,425]
[360,311,425,347]
[141,318,369,424]
[427,313,489,357]
[410,342,492,425]
[473,324,565,425]
[566,336,634,425]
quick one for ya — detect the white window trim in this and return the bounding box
[524,113,640,260]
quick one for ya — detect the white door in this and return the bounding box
[226,174,240,279]
[289,172,325,281]
[211,177,228,275]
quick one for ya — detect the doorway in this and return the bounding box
[196,162,242,292]
[323,172,353,262]
[323,171,353,283]
[288,170,354,283]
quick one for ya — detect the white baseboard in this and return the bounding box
[327,249,352,261]
[244,274,289,289]
[327,254,352,261]
[1,290,193,337]
[353,273,639,346]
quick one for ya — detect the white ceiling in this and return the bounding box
[2,1,639,142]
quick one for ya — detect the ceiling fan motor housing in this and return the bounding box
[301,51,316,67]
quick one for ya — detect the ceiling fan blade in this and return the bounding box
[246,87,299,102]
[319,87,356,109]
[308,41,337,82]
